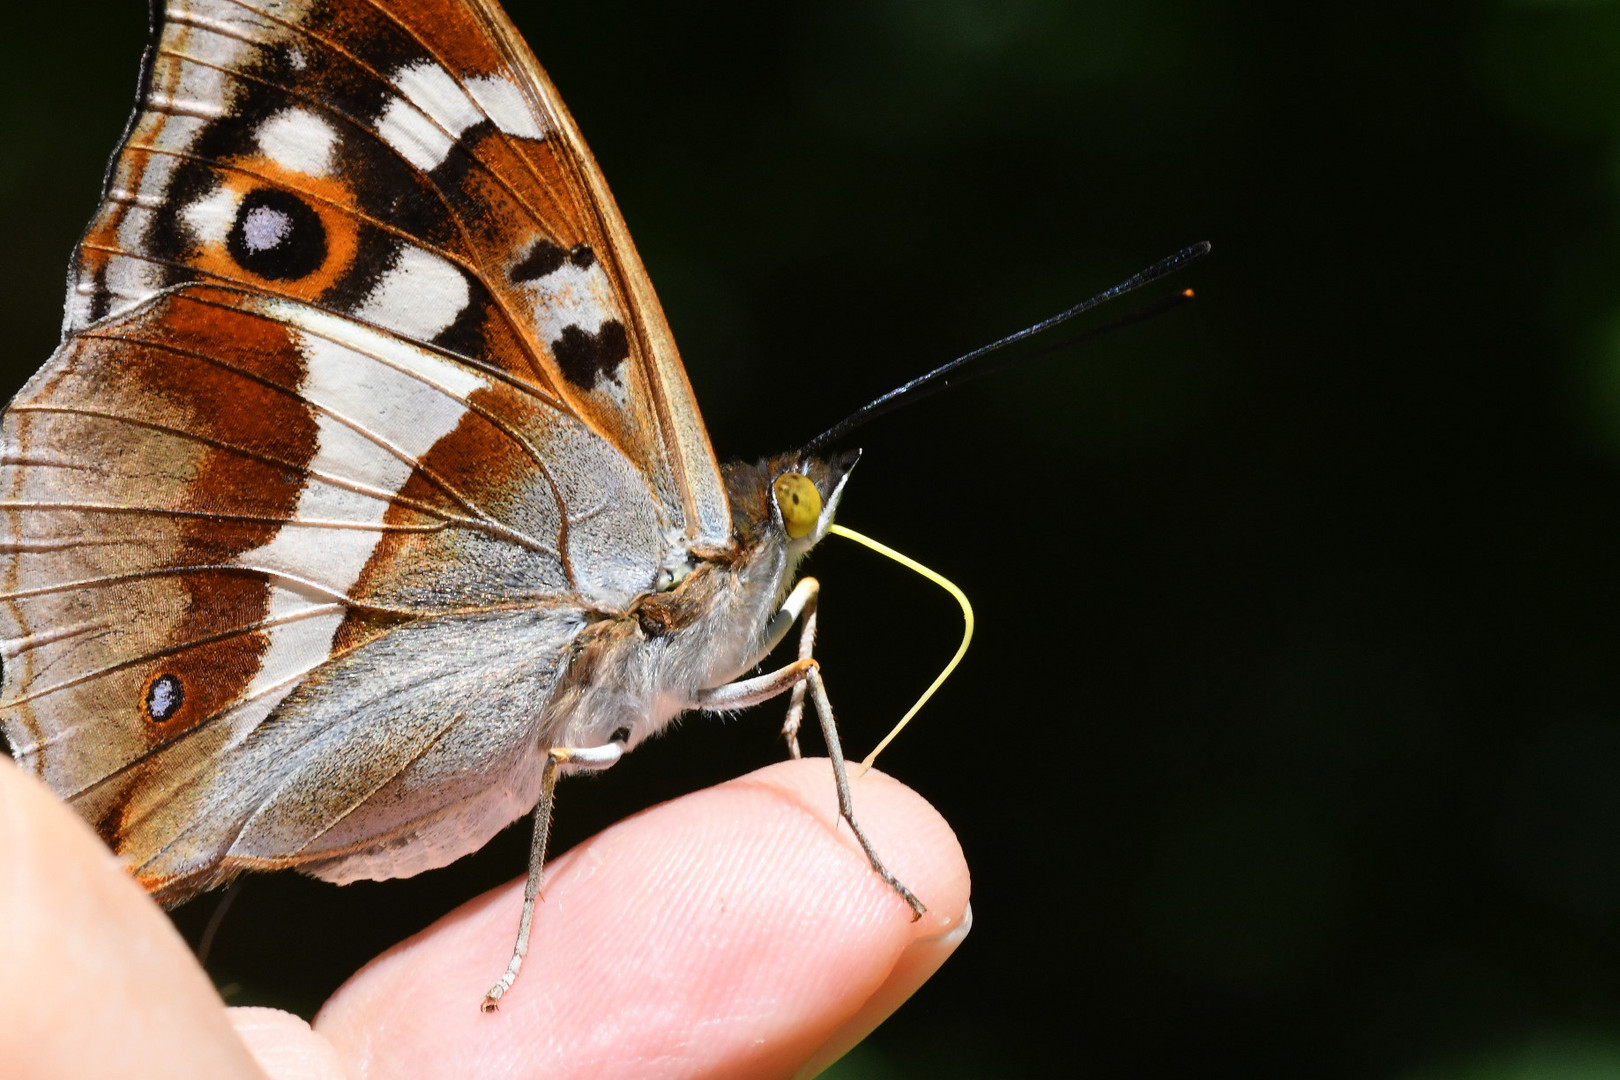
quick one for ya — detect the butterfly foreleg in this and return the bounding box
[482,741,623,1013]
[687,574,820,754]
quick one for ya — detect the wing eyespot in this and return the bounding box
[142,673,186,724]
[227,189,329,281]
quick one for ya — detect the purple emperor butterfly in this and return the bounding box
[0,0,1207,1009]
[0,0,927,1008]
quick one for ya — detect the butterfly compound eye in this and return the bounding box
[773,472,823,539]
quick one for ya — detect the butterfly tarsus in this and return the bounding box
[805,665,926,920]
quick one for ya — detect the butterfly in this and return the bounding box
[0,0,925,1009]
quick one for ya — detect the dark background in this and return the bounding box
[7,1,1620,1076]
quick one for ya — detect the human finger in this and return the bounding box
[314,758,971,1079]
[0,757,265,1080]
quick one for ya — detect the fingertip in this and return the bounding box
[726,758,972,939]
[316,758,970,1079]
[728,761,974,1075]
[796,901,975,1077]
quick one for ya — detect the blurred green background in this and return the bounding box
[10,0,1620,1076]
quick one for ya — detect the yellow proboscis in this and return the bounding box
[827,523,974,769]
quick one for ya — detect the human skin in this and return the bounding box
[0,755,971,1079]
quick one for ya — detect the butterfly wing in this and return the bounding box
[2,0,728,900]
[73,0,729,543]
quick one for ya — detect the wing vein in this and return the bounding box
[7,400,557,560]
[0,563,402,608]
[0,500,452,532]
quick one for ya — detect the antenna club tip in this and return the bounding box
[1173,241,1212,265]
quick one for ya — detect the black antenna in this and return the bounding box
[802,241,1211,451]
[840,282,1201,423]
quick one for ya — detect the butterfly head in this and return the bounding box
[723,448,860,555]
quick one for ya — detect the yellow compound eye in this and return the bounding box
[773,472,823,539]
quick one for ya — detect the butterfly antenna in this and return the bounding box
[858,283,1200,421]
[803,240,1211,451]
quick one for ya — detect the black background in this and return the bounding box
[8,1,1620,1077]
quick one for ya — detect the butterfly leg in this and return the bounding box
[482,741,623,1012]
[691,657,820,710]
[803,664,926,920]
[692,652,927,920]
